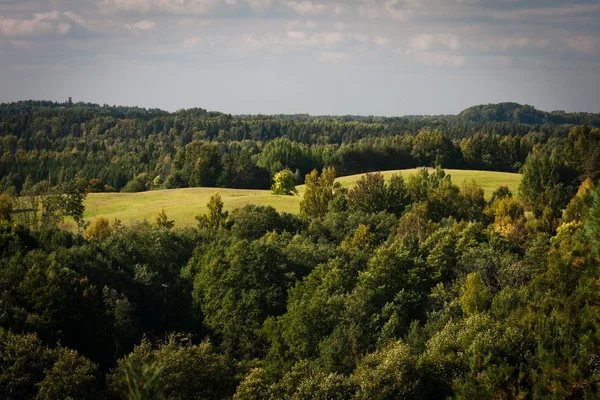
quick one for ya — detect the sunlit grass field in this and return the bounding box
[82,168,521,228]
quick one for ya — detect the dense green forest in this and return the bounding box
[1,100,600,399]
[1,164,600,398]
[1,100,599,196]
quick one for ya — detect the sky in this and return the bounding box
[0,0,599,116]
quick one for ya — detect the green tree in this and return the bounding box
[0,193,12,222]
[271,169,298,196]
[109,336,237,400]
[35,348,103,400]
[84,216,112,241]
[347,172,388,214]
[196,193,228,234]
[519,149,563,218]
[300,167,337,219]
[60,173,89,233]
[189,143,222,187]
[387,173,409,215]
[154,208,175,229]
[460,272,492,316]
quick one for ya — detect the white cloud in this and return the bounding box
[245,0,273,8]
[564,36,599,55]
[57,23,71,35]
[242,33,281,49]
[318,51,349,63]
[287,30,306,39]
[125,20,157,32]
[0,16,54,37]
[99,0,221,14]
[349,33,368,43]
[285,1,326,15]
[286,31,344,47]
[373,35,388,46]
[409,50,466,67]
[33,11,60,21]
[334,21,348,31]
[493,4,600,21]
[318,31,343,46]
[360,0,415,21]
[408,34,461,51]
[287,20,317,30]
[181,37,202,48]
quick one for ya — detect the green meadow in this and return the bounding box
[82,169,522,228]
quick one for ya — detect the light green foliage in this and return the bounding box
[300,167,337,219]
[460,272,492,316]
[271,169,298,196]
[353,341,427,400]
[233,368,272,400]
[564,178,595,223]
[257,138,314,177]
[410,129,456,167]
[585,188,600,256]
[153,208,175,229]
[79,169,520,229]
[196,193,228,233]
[84,215,112,241]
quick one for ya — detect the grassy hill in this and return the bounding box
[81,169,522,228]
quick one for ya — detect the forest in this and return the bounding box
[1,100,599,196]
[1,100,600,399]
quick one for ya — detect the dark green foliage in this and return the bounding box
[185,234,306,358]
[121,174,149,193]
[59,173,89,232]
[229,205,305,240]
[0,328,102,400]
[347,172,388,214]
[0,193,12,222]
[108,336,236,400]
[35,347,103,400]
[1,102,600,399]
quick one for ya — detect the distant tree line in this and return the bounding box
[1,101,599,196]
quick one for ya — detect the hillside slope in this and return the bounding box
[80,169,521,228]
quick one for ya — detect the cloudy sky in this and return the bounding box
[1,0,599,115]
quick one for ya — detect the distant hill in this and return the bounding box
[457,102,600,126]
[1,100,598,126]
